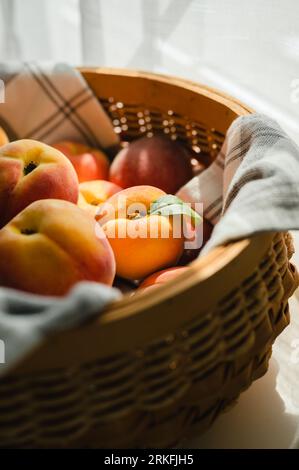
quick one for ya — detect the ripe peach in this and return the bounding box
[53,141,110,182]
[0,199,116,296]
[0,139,79,228]
[138,267,189,293]
[0,127,9,147]
[109,135,193,193]
[98,185,185,280]
[78,180,122,218]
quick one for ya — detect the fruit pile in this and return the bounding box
[0,126,212,297]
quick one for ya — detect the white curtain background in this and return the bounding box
[1,0,299,448]
[1,0,299,136]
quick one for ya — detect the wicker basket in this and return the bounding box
[0,69,298,448]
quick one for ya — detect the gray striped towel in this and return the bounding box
[177,113,299,253]
[1,64,299,376]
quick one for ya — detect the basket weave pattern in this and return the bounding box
[0,69,298,448]
[102,97,223,163]
[0,234,296,448]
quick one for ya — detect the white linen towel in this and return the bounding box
[177,113,299,253]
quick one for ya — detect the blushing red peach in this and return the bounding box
[98,185,185,280]
[0,127,9,147]
[109,135,193,193]
[53,141,110,182]
[0,139,79,228]
[0,199,116,296]
[138,266,190,293]
[78,180,122,218]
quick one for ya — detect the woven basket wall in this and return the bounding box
[0,69,298,448]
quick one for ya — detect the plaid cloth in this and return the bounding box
[177,113,299,253]
[0,62,119,151]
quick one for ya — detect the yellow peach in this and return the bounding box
[78,180,122,218]
[0,199,116,296]
[0,127,9,147]
[0,139,79,227]
[99,186,185,280]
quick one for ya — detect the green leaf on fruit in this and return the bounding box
[149,195,202,226]
[150,195,184,212]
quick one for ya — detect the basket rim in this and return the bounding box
[79,66,254,116]
[101,232,273,321]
